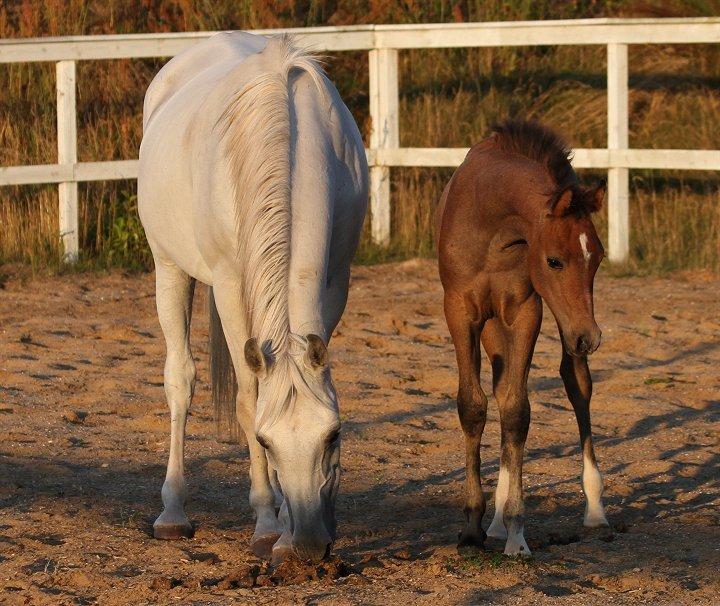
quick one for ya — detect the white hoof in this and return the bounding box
[486,516,508,540]
[584,499,609,527]
[504,532,531,557]
[584,510,609,528]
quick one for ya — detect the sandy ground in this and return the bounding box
[0,259,718,605]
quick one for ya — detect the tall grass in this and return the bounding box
[0,0,718,274]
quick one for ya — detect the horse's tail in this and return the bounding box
[208,286,239,443]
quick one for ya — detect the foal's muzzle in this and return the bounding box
[570,327,602,357]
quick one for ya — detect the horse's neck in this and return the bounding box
[287,82,334,342]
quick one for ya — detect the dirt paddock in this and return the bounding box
[0,260,718,605]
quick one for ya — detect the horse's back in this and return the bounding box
[139,32,275,279]
[143,32,267,131]
[139,32,367,288]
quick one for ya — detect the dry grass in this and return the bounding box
[0,0,718,273]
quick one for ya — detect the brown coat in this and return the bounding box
[436,121,609,555]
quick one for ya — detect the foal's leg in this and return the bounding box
[560,350,609,528]
[445,293,488,547]
[480,319,509,541]
[153,261,196,539]
[482,296,541,556]
[210,278,283,558]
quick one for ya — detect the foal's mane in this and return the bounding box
[491,120,591,214]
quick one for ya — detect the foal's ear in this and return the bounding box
[305,334,328,370]
[550,188,573,217]
[244,338,268,376]
[584,180,606,213]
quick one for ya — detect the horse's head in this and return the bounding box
[529,182,606,356]
[244,334,340,562]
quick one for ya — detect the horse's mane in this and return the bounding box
[217,35,329,430]
[218,35,324,357]
[490,120,590,214]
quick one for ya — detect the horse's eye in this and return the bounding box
[547,257,564,270]
[326,429,341,445]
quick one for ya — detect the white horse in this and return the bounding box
[138,32,368,563]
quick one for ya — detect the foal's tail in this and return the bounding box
[208,287,240,442]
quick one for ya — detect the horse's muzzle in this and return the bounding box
[292,530,332,562]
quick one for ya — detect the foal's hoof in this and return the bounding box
[457,527,486,549]
[504,533,531,557]
[250,533,281,560]
[153,515,194,540]
[583,512,610,529]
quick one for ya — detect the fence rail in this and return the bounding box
[1,18,719,262]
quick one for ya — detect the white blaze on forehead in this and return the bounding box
[579,232,592,267]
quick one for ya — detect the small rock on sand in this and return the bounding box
[150,576,180,591]
[62,410,88,424]
[217,564,261,590]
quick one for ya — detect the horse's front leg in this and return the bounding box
[560,349,609,528]
[482,295,541,556]
[235,380,284,558]
[445,293,488,548]
[153,261,196,539]
[210,279,283,559]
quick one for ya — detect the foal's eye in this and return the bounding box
[326,429,341,445]
[547,257,564,270]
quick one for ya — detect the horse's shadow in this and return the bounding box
[1,389,716,595]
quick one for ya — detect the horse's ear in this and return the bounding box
[585,180,606,213]
[305,334,328,370]
[244,338,267,377]
[550,188,573,217]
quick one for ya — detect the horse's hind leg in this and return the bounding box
[445,293,488,548]
[153,260,196,539]
[482,296,541,556]
[560,350,608,528]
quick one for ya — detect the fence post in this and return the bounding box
[57,60,78,263]
[607,43,629,263]
[368,47,399,245]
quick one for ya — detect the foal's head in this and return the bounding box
[491,120,606,357]
[245,334,340,562]
[528,184,606,356]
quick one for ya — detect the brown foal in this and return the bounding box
[437,120,609,556]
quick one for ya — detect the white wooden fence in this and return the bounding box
[1,18,719,263]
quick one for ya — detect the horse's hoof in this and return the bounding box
[251,533,281,560]
[271,543,294,565]
[153,521,194,540]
